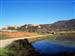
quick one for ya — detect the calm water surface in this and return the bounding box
[32,40,75,55]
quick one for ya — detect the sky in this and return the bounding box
[0,0,75,27]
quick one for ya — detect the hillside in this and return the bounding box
[51,19,75,31]
[17,19,75,33]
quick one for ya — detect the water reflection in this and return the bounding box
[32,40,75,55]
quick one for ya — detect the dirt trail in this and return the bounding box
[0,34,51,48]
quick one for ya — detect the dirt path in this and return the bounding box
[0,34,51,48]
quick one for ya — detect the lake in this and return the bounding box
[32,40,75,55]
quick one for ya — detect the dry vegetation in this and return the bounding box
[55,33,75,41]
[0,31,38,39]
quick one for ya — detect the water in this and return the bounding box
[32,40,75,55]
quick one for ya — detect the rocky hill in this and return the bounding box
[17,19,75,33]
[51,19,75,31]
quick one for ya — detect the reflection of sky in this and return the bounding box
[0,0,74,27]
[32,40,75,54]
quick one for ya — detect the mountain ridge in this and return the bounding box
[17,19,75,32]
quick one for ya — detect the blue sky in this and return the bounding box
[0,0,75,27]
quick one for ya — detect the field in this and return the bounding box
[0,31,38,40]
[0,31,75,56]
[0,35,9,40]
[0,32,75,56]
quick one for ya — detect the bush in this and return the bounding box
[0,48,8,56]
[6,39,41,56]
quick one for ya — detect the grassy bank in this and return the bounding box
[55,33,75,41]
[0,35,8,40]
[28,34,56,43]
[0,36,75,56]
[0,33,75,56]
[0,48,8,56]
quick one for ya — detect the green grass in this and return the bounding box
[30,34,56,43]
[0,35,8,40]
[58,33,75,37]
[0,33,75,56]
[0,48,8,56]
[55,33,75,41]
